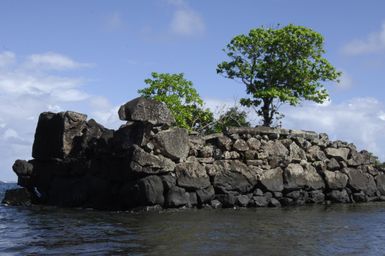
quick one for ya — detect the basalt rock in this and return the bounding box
[32,111,87,159]
[118,97,175,126]
[5,97,385,210]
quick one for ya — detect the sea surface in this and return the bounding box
[2,183,385,256]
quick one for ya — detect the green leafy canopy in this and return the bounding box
[138,72,213,131]
[217,24,341,126]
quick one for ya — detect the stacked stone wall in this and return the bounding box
[4,97,385,210]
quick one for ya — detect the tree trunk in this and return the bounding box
[261,97,273,127]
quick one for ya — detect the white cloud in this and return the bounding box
[168,1,205,37]
[0,51,15,68]
[343,22,385,55]
[2,128,19,140]
[379,111,385,121]
[25,52,91,70]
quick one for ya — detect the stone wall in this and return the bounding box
[4,97,385,210]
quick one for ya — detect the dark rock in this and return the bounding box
[32,111,87,159]
[236,195,250,207]
[273,192,283,198]
[176,161,210,190]
[284,163,324,190]
[327,158,341,171]
[269,198,281,207]
[353,192,368,203]
[196,186,215,204]
[160,174,176,192]
[137,175,164,206]
[12,160,33,176]
[325,148,350,162]
[259,167,284,192]
[253,188,264,196]
[210,199,222,209]
[307,190,325,204]
[188,192,198,207]
[252,196,269,207]
[344,168,377,196]
[130,146,175,174]
[327,189,350,203]
[375,174,385,195]
[118,97,175,126]
[166,186,189,208]
[324,171,348,190]
[2,188,32,206]
[212,161,254,193]
[216,136,233,151]
[216,192,237,208]
[48,177,89,207]
[264,191,273,200]
[112,122,151,151]
[155,128,189,160]
[279,197,294,206]
[286,190,301,200]
[244,150,257,160]
[72,119,114,157]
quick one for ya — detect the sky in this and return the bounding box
[0,0,385,181]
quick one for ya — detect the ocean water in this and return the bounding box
[2,183,385,256]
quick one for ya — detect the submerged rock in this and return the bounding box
[2,188,32,206]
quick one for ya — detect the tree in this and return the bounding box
[217,24,341,127]
[138,72,213,132]
[213,106,250,132]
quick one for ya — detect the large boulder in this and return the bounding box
[166,186,189,208]
[213,161,254,193]
[176,161,210,190]
[137,175,164,206]
[289,142,306,162]
[130,146,175,174]
[196,186,215,204]
[13,160,33,176]
[307,145,327,162]
[261,140,289,158]
[325,148,350,162]
[118,97,175,126]
[324,170,348,190]
[327,189,350,203]
[69,119,114,157]
[344,168,377,196]
[155,128,189,160]
[32,111,87,159]
[259,167,284,192]
[112,122,151,151]
[284,163,325,190]
[376,174,385,195]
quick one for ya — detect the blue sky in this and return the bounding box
[0,0,385,181]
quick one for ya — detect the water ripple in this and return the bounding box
[2,184,385,255]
